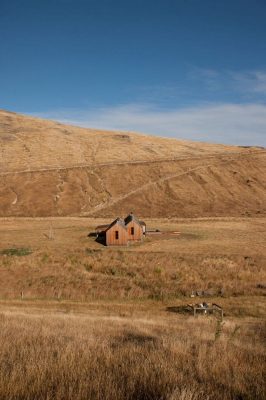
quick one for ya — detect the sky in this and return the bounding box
[1,0,266,146]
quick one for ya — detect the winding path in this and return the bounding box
[1,149,264,176]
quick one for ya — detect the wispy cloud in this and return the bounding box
[125,68,266,107]
[189,68,266,97]
[232,71,266,95]
[35,102,266,146]
[31,68,266,146]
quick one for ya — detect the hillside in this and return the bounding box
[0,109,265,217]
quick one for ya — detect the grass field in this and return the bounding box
[1,217,265,301]
[0,216,265,399]
[0,300,265,400]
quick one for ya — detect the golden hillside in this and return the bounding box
[0,109,265,217]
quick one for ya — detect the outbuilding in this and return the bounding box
[105,218,128,246]
[95,213,146,246]
[124,213,144,241]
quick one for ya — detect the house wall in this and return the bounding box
[106,224,128,246]
[126,220,143,241]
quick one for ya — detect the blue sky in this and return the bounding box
[1,0,266,145]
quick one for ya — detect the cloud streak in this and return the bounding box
[232,71,266,95]
[37,102,266,146]
[189,68,266,98]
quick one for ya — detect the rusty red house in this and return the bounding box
[96,213,146,246]
[106,218,128,246]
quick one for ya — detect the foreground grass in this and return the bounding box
[0,309,265,400]
[0,217,265,399]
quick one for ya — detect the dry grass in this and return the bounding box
[0,307,265,400]
[0,217,265,302]
[0,110,265,218]
[0,216,265,399]
[0,109,243,173]
[1,111,265,398]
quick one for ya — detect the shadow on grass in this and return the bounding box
[87,232,97,237]
[87,232,106,246]
[112,331,162,350]
[166,305,192,315]
[95,235,106,246]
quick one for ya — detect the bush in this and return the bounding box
[0,247,32,256]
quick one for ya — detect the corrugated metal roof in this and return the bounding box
[96,215,146,233]
[95,224,110,231]
[124,213,142,226]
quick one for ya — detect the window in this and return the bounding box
[115,231,119,240]
[131,227,134,235]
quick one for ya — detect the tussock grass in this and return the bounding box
[0,250,265,301]
[0,311,265,400]
[0,217,265,301]
[0,247,32,256]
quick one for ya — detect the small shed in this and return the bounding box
[124,213,144,241]
[139,220,146,234]
[95,224,109,234]
[105,218,128,246]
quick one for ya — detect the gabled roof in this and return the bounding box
[124,213,142,227]
[106,217,127,232]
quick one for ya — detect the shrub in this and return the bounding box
[0,247,32,256]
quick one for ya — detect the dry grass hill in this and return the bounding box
[1,110,266,400]
[0,109,265,217]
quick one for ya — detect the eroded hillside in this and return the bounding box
[0,110,265,217]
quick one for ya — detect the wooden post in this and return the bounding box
[49,223,54,240]
[212,303,224,321]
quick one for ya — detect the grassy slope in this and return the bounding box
[1,110,266,399]
[0,109,265,217]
